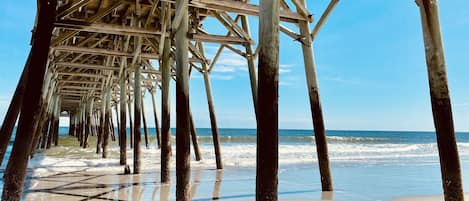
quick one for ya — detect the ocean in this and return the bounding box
[2,128,469,200]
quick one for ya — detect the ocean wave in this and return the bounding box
[26,141,469,176]
[193,135,389,143]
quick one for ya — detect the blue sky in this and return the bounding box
[1,1,469,131]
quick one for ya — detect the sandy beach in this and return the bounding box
[23,168,334,201]
[11,132,468,201]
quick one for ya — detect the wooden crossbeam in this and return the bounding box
[57,0,93,19]
[56,61,162,74]
[53,45,160,59]
[173,0,312,23]
[52,0,128,46]
[55,21,163,38]
[191,34,249,45]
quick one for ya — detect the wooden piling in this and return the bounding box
[97,103,104,154]
[202,67,223,169]
[161,35,172,183]
[195,41,221,167]
[256,0,280,200]
[142,97,150,148]
[128,86,134,148]
[102,88,112,158]
[0,54,29,166]
[110,114,116,142]
[297,0,333,191]
[416,1,464,200]
[134,61,142,173]
[132,22,143,171]
[1,0,56,199]
[150,89,161,148]
[240,16,259,115]
[175,0,191,198]
[53,98,60,146]
[189,109,202,161]
[114,104,120,141]
[120,70,127,165]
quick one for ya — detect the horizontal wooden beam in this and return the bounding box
[55,20,163,38]
[191,34,249,45]
[58,80,103,85]
[53,45,161,59]
[57,72,108,78]
[178,0,312,23]
[56,61,162,74]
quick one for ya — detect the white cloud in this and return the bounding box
[323,76,362,85]
[0,96,12,106]
[279,81,293,86]
[211,75,234,80]
[212,66,236,73]
[454,102,469,108]
[279,68,291,74]
[280,64,294,69]
[191,74,203,79]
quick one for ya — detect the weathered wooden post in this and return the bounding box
[142,97,150,148]
[102,88,112,158]
[84,99,94,148]
[114,104,120,141]
[1,0,56,199]
[161,34,172,183]
[199,67,221,167]
[52,97,60,146]
[134,35,143,174]
[196,42,221,167]
[416,0,464,200]
[175,0,191,199]
[0,54,30,165]
[150,89,161,148]
[97,95,105,154]
[256,0,280,200]
[120,69,127,165]
[189,109,202,161]
[127,85,134,148]
[297,0,333,191]
[240,16,258,115]
[213,170,223,200]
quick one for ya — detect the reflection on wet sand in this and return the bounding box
[191,168,202,198]
[160,183,171,201]
[213,170,223,200]
[24,168,327,200]
[321,191,333,200]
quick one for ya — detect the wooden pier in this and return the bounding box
[0,0,463,201]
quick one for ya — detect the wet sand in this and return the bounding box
[23,168,334,201]
[391,194,469,201]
